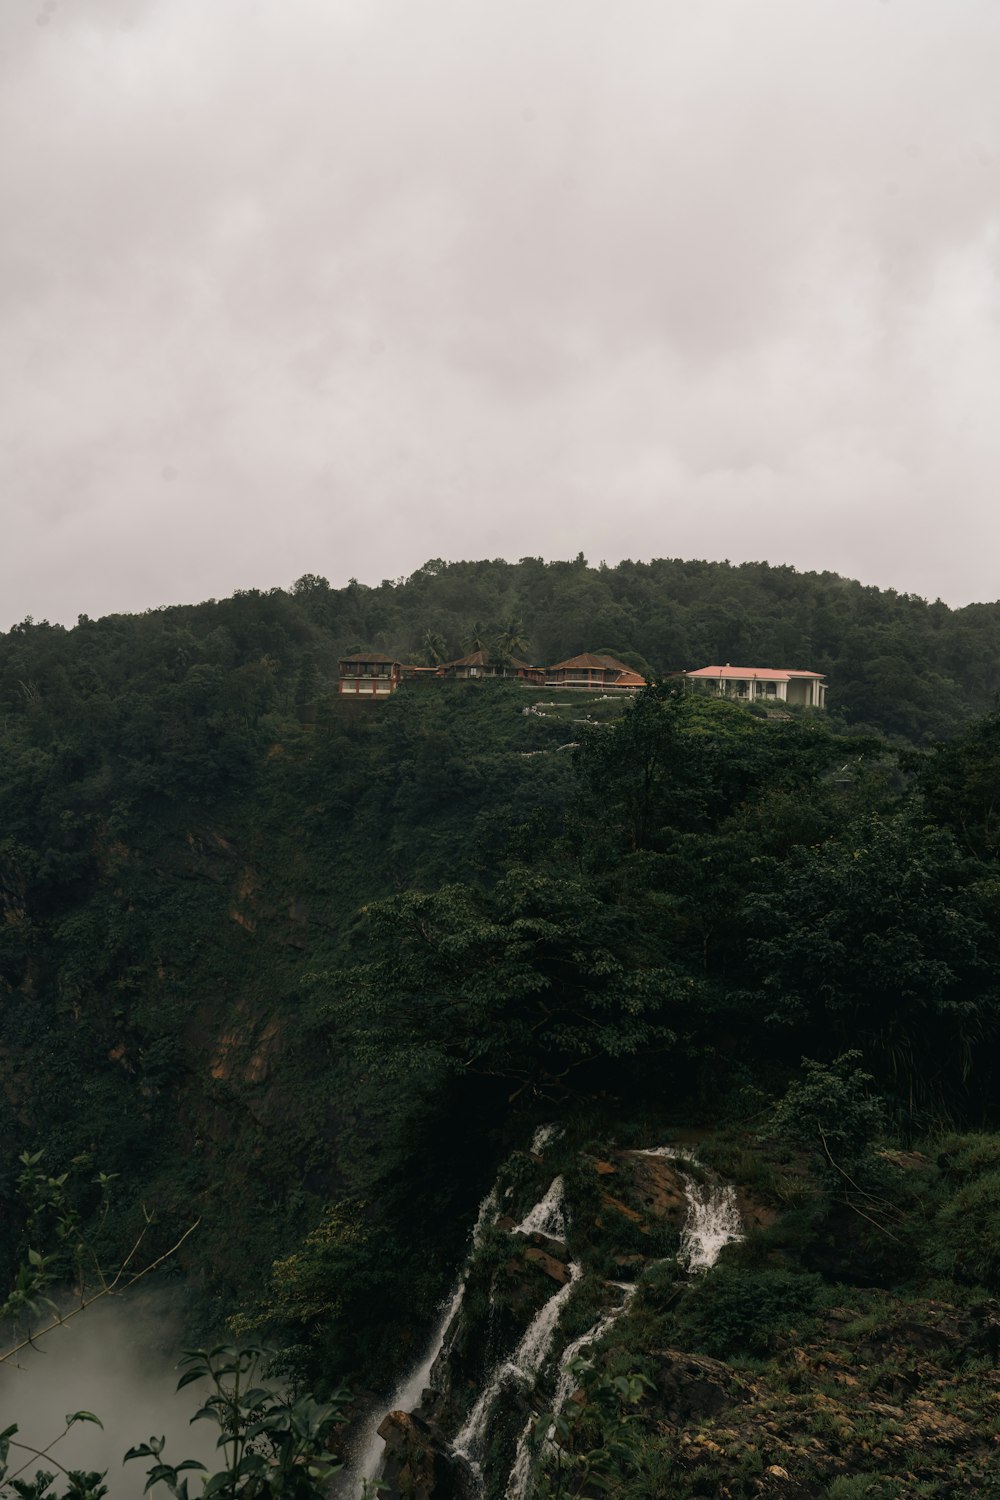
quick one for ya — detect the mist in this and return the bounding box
[0,1290,217,1498]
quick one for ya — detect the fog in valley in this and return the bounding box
[0,1291,217,1498]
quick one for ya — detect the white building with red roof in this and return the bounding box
[682,665,826,709]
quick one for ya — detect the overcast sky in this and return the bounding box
[3,0,999,627]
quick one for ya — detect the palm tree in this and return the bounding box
[464,621,490,654]
[422,628,448,666]
[494,617,531,664]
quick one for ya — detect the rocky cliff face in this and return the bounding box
[343,1131,1000,1500]
[346,1137,742,1500]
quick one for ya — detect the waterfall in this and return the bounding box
[506,1284,637,1500]
[529,1123,562,1155]
[678,1171,744,1271]
[452,1261,582,1485]
[501,1147,744,1499]
[342,1188,498,1494]
[345,1135,743,1498]
[514,1176,566,1240]
[635,1146,743,1271]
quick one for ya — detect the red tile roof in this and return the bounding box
[684,665,824,681]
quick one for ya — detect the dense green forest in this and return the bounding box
[3,556,1000,1498]
[7,553,1000,743]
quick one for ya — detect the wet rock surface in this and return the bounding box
[377,1410,476,1500]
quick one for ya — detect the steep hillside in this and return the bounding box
[3,575,1000,1498]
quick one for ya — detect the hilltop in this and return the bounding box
[6,553,1000,745]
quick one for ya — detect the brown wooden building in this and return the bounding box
[440,650,540,681]
[337,652,402,698]
[544,653,645,691]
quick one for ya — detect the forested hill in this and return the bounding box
[5,557,1000,1496]
[4,553,1000,743]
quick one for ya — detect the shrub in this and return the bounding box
[773,1053,886,1190]
[674,1266,826,1358]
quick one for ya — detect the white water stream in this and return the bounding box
[636,1145,744,1270]
[513,1174,567,1240]
[343,1131,562,1493]
[344,1135,743,1499]
[504,1144,745,1500]
[342,1188,498,1495]
[505,1284,637,1500]
[528,1123,562,1155]
[452,1261,582,1484]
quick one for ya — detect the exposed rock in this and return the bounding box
[598,1190,646,1226]
[377,1410,474,1500]
[618,1151,689,1221]
[736,1186,780,1232]
[878,1148,934,1172]
[523,1246,571,1283]
[649,1347,751,1421]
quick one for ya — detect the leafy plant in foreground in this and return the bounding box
[0,1152,199,1500]
[535,1360,653,1498]
[125,1345,347,1500]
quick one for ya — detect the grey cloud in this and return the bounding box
[3,0,1000,626]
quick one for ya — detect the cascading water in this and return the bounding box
[635,1146,744,1270]
[346,1133,743,1499]
[452,1261,582,1485]
[501,1146,744,1500]
[505,1284,637,1500]
[341,1188,498,1495]
[514,1175,567,1240]
[528,1123,562,1155]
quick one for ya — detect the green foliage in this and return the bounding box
[773,1054,887,1189]
[916,709,1000,861]
[0,1414,108,1500]
[743,816,1000,1107]
[0,1157,197,1500]
[673,1266,826,1357]
[4,563,1000,1442]
[919,1135,1000,1290]
[124,1345,347,1500]
[535,1361,654,1498]
[325,866,689,1104]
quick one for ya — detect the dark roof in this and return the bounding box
[548,653,636,674]
[339,652,399,665]
[444,649,490,667]
[444,650,533,670]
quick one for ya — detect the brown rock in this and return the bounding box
[377,1411,437,1500]
[878,1148,933,1171]
[600,1191,646,1225]
[524,1246,571,1283]
[736,1188,779,1232]
[619,1153,688,1221]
